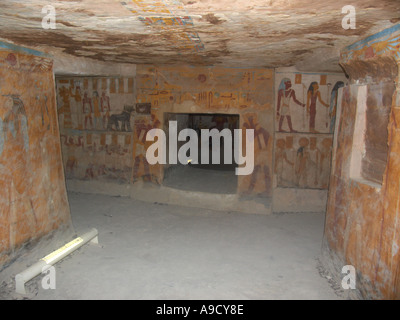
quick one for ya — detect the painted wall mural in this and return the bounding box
[274,71,346,190]
[275,72,346,134]
[56,77,135,183]
[132,112,161,183]
[0,46,71,263]
[135,65,274,197]
[274,133,333,189]
[241,112,271,196]
[58,66,346,197]
[340,23,400,64]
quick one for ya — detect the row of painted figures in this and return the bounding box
[57,78,344,135]
[277,79,344,133]
[57,86,134,132]
[275,136,332,189]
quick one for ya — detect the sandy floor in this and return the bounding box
[3,192,343,300]
[163,165,238,194]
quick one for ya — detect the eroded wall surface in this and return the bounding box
[0,44,71,265]
[323,24,400,299]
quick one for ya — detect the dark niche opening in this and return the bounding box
[162,112,239,194]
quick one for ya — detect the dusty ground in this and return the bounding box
[163,165,237,194]
[1,191,345,300]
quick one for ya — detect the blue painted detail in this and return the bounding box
[0,41,50,58]
[21,116,29,152]
[343,24,400,52]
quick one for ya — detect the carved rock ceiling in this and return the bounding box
[0,0,399,72]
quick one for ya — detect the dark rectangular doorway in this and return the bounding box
[163,113,239,194]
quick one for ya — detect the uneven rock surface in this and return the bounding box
[1,0,399,71]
